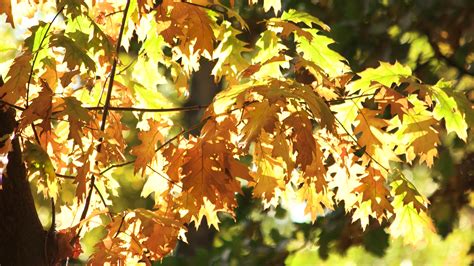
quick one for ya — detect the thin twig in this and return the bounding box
[146,165,182,188]
[0,100,26,111]
[76,0,132,239]
[31,123,41,144]
[56,173,75,179]
[325,93,377,104]
[116,50,144,75]
[113,214,126,238]
[86,105,208,113]
[49,198,55,231]
[334,116,389,173]
[25,6,64,108]
[93,183,112,217]
[99,160,134,176]
[105,9,124,18]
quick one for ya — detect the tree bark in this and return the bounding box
[0,107,47,265]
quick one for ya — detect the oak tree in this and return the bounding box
[0,0,471,264]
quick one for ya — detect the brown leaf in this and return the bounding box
[19,80,53,131]
[283,111,316,170]
[157,0,214,54]
[353,167,393,221]
[0,0,14,26]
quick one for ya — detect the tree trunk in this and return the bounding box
[0,107,47,265]
[177,59,219,257]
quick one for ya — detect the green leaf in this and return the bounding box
[212,21,250,80]
[295,29,349,78]
[390,173,428,213]
[25,22,50,53]
[281,9,330,31]
[65,15,114,60]
[0,17,20,73]
[56,0,88,18]
[253,30,286,64]
[50,33,96,72]
[348,61,412,95]
[141,20,167,65]
[251,30,289,79]
[389,196,435,245]
[132,82,174,109]
[131,55,168,91]
[24,141,59,201]
[24,22,51,68]
[429,80,469,141]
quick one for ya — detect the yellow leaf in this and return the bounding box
[0,52,32,104]
[389,196,436,245]
[241,100,279,145]
[298,182,333,223]
[250,133,285,205]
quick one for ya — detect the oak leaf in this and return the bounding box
[283,111,316,170]
[352,167,393,229]
[0,52,32,104]
[19,80,53,131]
[241,100,279,145]
[130,119,166,176]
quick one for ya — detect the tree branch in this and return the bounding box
[76,0,131,239]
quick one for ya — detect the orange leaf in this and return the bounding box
[130,119,166,176]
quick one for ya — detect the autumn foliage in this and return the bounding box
[0,0,471,264]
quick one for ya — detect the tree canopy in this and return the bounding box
[0,0,472,264]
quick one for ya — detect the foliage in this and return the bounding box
[0,0,472,264]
